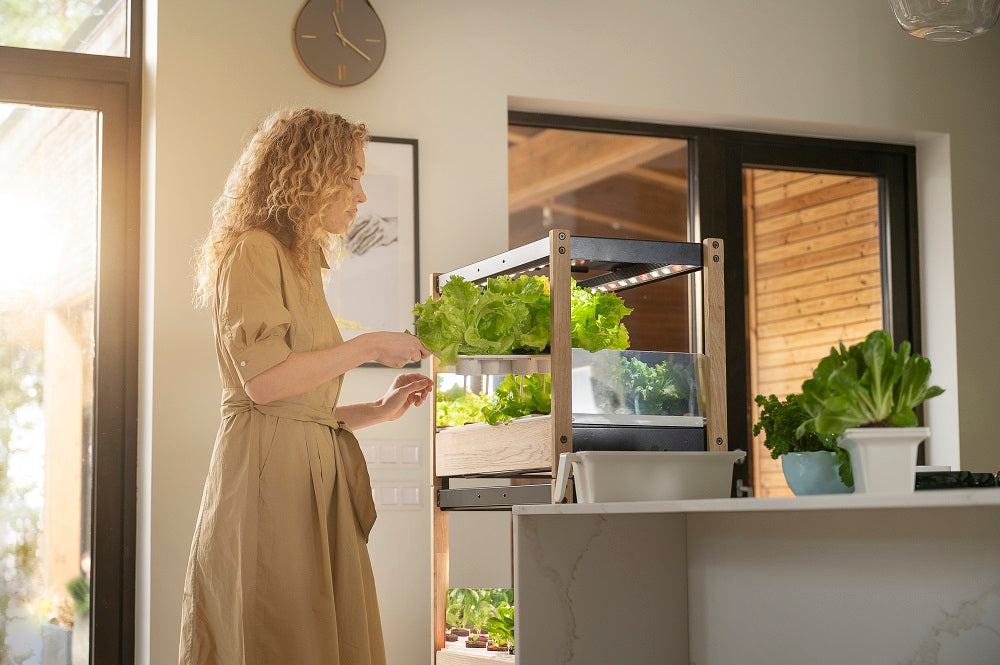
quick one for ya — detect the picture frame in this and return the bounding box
[325,136,420,367]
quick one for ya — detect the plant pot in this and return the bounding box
[41,622,71,665]
[72,610,89,665]
[838,427,929,494]
[781,451,852,495]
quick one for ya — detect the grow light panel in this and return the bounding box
[436,236,704,293]
[577,262,700,292]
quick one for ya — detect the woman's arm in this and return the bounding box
[244,332,430,404]
[335,373,434,430]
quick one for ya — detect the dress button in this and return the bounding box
[239,360,247,367]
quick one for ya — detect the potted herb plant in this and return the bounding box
[753,392,852,494]
[796,330,944,494]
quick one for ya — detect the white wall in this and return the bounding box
[140,1,1000,663]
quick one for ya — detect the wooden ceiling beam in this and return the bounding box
[627,166,688,193]
[508,129,686,214]
[543,202,685,241]
[507,129,529,144]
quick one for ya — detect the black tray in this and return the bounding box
[915,471,999,490]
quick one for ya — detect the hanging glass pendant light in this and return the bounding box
[888,0,1000,41]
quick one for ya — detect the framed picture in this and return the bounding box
[325,136,419,367]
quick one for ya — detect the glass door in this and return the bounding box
[743,168,885,496]
[702,138,919,499]
[0,101,99,664]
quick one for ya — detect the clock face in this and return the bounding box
[294,0,386,86]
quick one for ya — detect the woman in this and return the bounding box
[180,108,432,665]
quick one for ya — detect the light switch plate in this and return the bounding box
[371,482,422,510]
[357,438,422,468]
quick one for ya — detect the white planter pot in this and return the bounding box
[838,427,929,494]
[72,611,89,665]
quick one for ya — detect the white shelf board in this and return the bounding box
[513,487,1000,516]
[437,647,514,664]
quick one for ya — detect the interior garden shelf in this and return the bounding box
[428,229,730,662]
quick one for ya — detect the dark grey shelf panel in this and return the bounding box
[436,236,703,292]
[437,483,552,510]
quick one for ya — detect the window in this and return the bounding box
[509,113,920,496]
[0,0,128,56]
[507,117,697,353]
[0,3,141,663]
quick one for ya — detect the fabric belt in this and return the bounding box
[221,392,378,541]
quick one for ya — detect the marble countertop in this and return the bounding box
[513,487,1000,516]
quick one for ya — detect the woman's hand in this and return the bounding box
[376,373,434,422]
[361,332,432,368]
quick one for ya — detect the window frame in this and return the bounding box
[0,4,142,663]
[509,111,921,490]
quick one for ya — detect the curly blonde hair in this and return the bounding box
[193,108,368,308]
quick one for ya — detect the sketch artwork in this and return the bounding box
[325,138,418,348]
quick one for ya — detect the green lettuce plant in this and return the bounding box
[619,357,692,415]
[796,330,944,435]
[436,375,551,427]
[414,275,632,365]
[794,330,943,481]
[481,374,551,425]
[569,282,632,351]
[445,588,512,635]
[435,384,491,428]
[445,587,475,629]
[485,604,515,653]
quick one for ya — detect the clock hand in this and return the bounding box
[331,12,347,46]
[330,11,372,61]
[339,35,372,61]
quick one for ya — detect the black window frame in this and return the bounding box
[510,111,921,490]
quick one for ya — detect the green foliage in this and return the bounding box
[66,574,90,615]
[618,357,692,415]
[752,394,827,458]
[0,0,96,50]
[754,393,852,487]
[414,275,632,365]
[797,330,944,436]
[445,588,513,634]
[436,375,551,427]
[569,283,632,352]
[435,384,490,428]
[485,604,515,653]
[444,588,474,629]
[481,374,551,425]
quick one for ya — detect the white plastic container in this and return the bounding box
[554,450,746,503]
[450,354,551,376]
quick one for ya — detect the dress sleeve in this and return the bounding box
[217,234,293,386]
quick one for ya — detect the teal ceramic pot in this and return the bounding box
[781,451,853,495]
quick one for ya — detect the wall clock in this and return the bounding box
[294,0,386,86]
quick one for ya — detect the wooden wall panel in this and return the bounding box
[747,168,883,498]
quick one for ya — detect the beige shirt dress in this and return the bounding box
[179,229,384,665]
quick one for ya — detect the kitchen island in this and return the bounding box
[512,489,1000,665]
